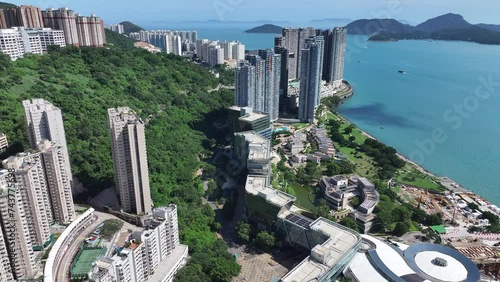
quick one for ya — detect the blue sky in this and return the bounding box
[9,0,500,26]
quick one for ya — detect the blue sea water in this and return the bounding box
[339,36,500,205]
[161,25,500,205]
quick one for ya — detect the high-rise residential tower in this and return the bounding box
[298,36,324,123]
[75,14,106,47]
[38,140,75,223]
[108,107,152,215]
[258,49,281,121]
[235,61,256,108]
[0,170,38,280]
[322,27,347,87]
[0,5,44,29]
[0,212,14,282]
[42,8,79,46]
[22,99,73,188]
[235,52,281,121]
[2,153,53,247]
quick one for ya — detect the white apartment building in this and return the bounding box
[0,133,7,151]
[108,107,152,215]
[107,24,124,34]
[208,45,224,66]
[0,170,38,280]
[222,41,235,60]
[0,27,65,60]
[38,140,75,223]
[89,205,186,282]
[36,28,66,51]
[2,153,53,247]
[23,99,73,189]
[0,28,28,60]
[232,42,245,60]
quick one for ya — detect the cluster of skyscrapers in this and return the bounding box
[195,39,245,66]
[0,5,106,60]
[235,27,347,122]
[234,50,281,121]
[0,99,158,280]
[129,30,197,56]
[106,24,124,34]
[0,99,75,281]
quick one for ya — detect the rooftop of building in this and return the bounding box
[228,106,269,123]
[281,218,361,282]
[245,175,295,207]
[236,131,270,160]
[145,244,188,282]
[347,235,481,282]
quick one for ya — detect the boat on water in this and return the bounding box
[398,70,405,74]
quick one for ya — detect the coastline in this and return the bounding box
[334,85,475,196]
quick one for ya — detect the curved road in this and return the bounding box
[55,211,116,282]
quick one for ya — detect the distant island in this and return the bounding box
[245,24,283,34]
[119,21,145,34]
[345,13,500,45]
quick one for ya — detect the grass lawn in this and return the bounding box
[395,165,445,192]
[292,123,309,131]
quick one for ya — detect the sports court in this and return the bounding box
[71,247,105,277]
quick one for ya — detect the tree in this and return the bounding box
[254,231,275,251]
[425,213,443,226]
[350,197,361,208]
[235,221,251,243]
[203,164,217,179]
[339,217,360,232]
[0,53,11,73]
[209,257,241,282]
[344,125,354,134]
[393,221,411,236]
[348,136,356,142]
[312,199,331,219]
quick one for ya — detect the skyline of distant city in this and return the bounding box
[6,0,500,26]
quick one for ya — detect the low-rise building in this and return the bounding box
[320,175,379,233]
[244,175,362,281]
[0,27,65,60]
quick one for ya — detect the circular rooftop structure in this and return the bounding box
[346,236,481,282]
[404,243,481,282]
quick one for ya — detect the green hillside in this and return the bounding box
[104,29,136,48]
[119,21,145,34]
[0,2,16,8]
[0,45,239,280]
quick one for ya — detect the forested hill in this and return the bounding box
[0,45,240,280]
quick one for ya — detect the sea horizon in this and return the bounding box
[156,24,500,205]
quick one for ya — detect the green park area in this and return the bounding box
[324,112,444,192]
[394,165,445,192]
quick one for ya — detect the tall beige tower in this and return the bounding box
[108,107,152,215]
[0,170,38,280]
[38,140,75,223]
[22,99,73,189]
[41,8,79,46]
[2,153,52,247]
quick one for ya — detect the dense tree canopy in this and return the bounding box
[0,43,238,281]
